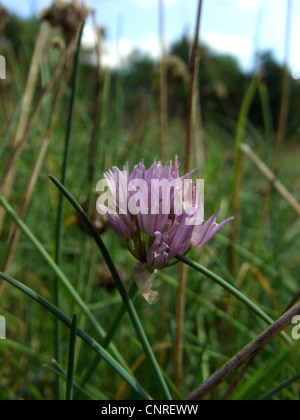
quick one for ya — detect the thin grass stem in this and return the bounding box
[66,314,77,401]
[176,253,292,344]
[48,174,172,400]
[54,24,85,399]
[229,71,262,275]
[175,0,203,392]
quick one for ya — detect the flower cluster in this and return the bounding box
[96,157,233,303]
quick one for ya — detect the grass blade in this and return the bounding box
[78,283,139,393]
[229,71,262,274]
[54,24,85,399]
[176,253,292,343]
[66,314,77,401]
[44,364,97,401]
[259,373,300,400]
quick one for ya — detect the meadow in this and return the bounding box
[0,0,299,401]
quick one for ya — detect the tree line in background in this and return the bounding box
[2,13,300,143]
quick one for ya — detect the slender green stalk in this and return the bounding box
[87,12,104,184]
[54,25,85,399]
[175,0,204,391]
[159,0,167,162]
[44,365,97,401]
[0,271,151,401]
[49,359,109,400]
[176,253,292,341]
[56,24,85,265]
[229,71,262,274]
[48,174,172,400]
[79,283,139,393]
[66,314,77,401]
[273,0,293,171]
[259,373,300,400]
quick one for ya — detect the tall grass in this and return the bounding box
[0,1,299,401]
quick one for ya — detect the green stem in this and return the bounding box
[176,254,292,344]
[78,283,139,393]
[54,24,85,400]
[259,373,300,400]
[66,314,77,401]
[229,71,262,274]
[49,174,172,400]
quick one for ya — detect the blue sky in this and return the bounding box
[2,0,300,76]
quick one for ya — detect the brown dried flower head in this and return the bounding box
[51,35,65,50]
[41,0,90,43]
[165,55,190,85]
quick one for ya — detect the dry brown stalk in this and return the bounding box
[87,11,104,183]
[0,37,77,235]
[241,143,300,217]
[186,302,300,400]
[175,0,204,392]
[1,59,72,277]
[0,22,50,233]
[272,0,293,172]
[159,0,167,163]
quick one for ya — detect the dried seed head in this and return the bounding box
[164,55,190,85]
[0,4,9,31]
[51,35,65,50]
[203,80,228,101]
[41,0,90,43]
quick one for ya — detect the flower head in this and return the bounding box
[96,156,233,303]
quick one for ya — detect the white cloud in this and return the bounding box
[216,0,262,12]
[101,33,163,68]
[232,0,262,11]
[137,0,178,4]
[82,25,97,50]
[203,32,253,58]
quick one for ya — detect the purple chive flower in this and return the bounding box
[97,166,137,241]
[96,157,233,303]
[191,209,234,249]
[146,212,194,270]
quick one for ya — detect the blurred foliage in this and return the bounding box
[4,14,40,57]
[1,11,300,401]
[1,14,300,140]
